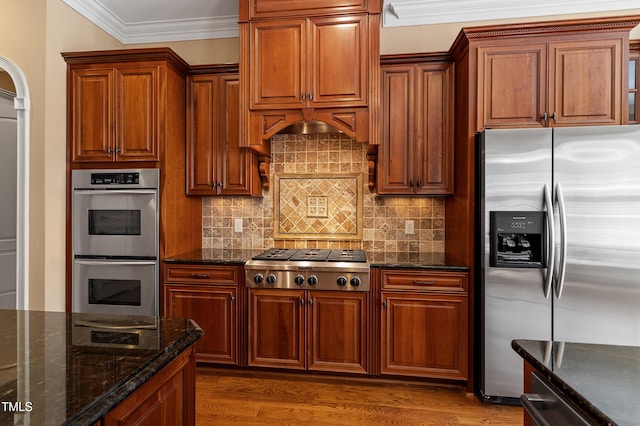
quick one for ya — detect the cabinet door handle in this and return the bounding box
[409,179,414,187]
[382,301,387,309]
[309,92,313,101]
[231,295,236,303]
[300,298,304,306]
[301,93,306,101]
[308,299,313,306]
[412,280,435,286]
[551,112,557,123]
[190,273,210,279]
[107,147,112,155]
[417,179,422,188]
[541,112,548,125]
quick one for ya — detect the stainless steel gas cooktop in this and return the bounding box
[244,249,370,291]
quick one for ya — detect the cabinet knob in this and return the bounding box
[231,295,236,303]
[409,179,414,187]
[309,92,313,101]
[301,93,306,101]
[551,112,557,123]
[382,301,387,309]
[541,112,548,124]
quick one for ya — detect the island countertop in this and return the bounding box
[512,339,640,426]
[0,309,202,425]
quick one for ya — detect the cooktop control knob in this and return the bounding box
[253,274,264,284]
[350,277,361,287]
[266,274,277,285]
[294,275,305,286]
[308,275,318,286]
[337,276,347,287]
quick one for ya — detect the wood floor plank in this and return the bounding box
[196,367,523,425]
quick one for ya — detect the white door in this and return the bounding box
[0,90,17,309]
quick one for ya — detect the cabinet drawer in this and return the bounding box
[165,265,238,285]
[381,270,467,292]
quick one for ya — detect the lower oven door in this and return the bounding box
[73,259,158,316]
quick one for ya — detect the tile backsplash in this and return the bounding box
[202,134,445,254]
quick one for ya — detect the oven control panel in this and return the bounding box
[91,172,140,185]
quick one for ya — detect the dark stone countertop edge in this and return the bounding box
[163,249,468,271]
[511,340,614,426]
[64,323,203,426]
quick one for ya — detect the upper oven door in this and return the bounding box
[73,189,158,258]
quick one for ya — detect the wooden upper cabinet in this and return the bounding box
[548,38,622,126]
[187,71,261,196]
[248,0,369,18]
[477,35,625,129]
[250,14,367,109]
[69,64,160,162]
[378,60,454,195]
[478,44,546,128]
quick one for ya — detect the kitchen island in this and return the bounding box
[513,339,640,426]
[0,309,202,425]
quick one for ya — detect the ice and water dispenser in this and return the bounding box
[489,211,546,268]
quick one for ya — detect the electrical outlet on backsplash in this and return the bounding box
[201,134,445,254]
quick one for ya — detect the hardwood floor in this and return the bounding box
[196,367,523,425]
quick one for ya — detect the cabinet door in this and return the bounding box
[115,65,160,161]
[248,289,306,369]
[548,38,623,126]
[218,75,261,196]
[381,293,468,380]
[165,284,237,364]
[70,68,115,162]
[186,74,218,194]
[415,63,454,195]
[250,20,306,108]
[378,65,415,194]
[477,44,547,128]
[308,15,367,107]
[308,291,367,374]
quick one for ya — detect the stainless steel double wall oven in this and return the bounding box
[72,169,159,315]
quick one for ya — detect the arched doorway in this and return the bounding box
[0,57,30,310]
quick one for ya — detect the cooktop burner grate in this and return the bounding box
[251,248,367,263]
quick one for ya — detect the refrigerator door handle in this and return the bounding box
[554,182,568,299]
[543,183,555,298]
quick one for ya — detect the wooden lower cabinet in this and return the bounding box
[163,264,240,365]
[380,269,468,380]
[103,346,196,426]
[248,288,368,374]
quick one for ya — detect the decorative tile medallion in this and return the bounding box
[274,173,363,240]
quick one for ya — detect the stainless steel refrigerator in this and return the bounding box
[478,125,640,402]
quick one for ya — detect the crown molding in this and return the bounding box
[62,0,238,44]
[384,0,640,27]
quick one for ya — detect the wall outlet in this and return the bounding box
[234,218,243,233]
[404,220,415,235]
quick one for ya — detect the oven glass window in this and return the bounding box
[88,210,141,235]
[88,279,141,306]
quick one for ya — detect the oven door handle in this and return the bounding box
[74,260,157,266]
[73,320,157,330]
[73,189,158,195]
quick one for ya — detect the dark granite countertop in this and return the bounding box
[163,248,259,265]
[512,339,640,426]
[0,309,202,426]
[164,248,467,271]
